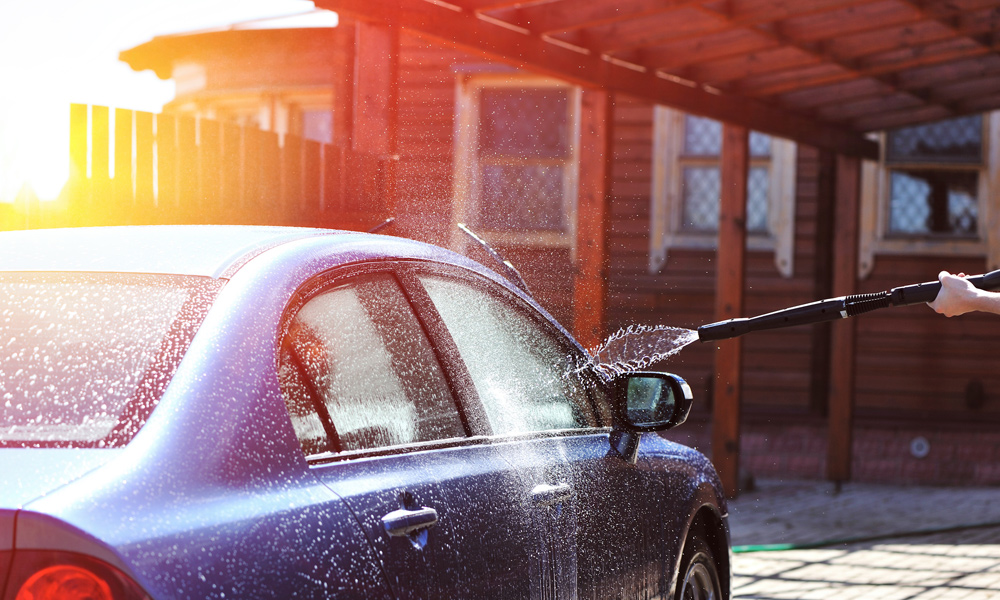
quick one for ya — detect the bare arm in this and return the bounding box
[928,271,1000,317]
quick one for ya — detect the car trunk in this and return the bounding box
[0,449,124,510]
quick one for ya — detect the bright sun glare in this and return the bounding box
[0,0,320,205]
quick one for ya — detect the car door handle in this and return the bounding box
[382,506,439,537]
[531,482,572,507]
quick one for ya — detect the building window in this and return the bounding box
[299,109,333,144]
[453,75,580,248]
[886,115,982,237]
[650,107,797,276]
[859,112,999,277]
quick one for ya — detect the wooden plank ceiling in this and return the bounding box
[315,0,1000,159]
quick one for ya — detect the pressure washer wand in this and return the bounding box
[698,269,1000,342]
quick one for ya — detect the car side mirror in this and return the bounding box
[617,372,693,431]
[608,372,693,464]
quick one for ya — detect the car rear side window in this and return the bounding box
[418,274,598,436]
[280,272,465,454]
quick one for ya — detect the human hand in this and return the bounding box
[928,271,977,317]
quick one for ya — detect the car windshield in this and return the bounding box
[0,272,223,448]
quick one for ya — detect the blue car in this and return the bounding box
[0,226,729,600]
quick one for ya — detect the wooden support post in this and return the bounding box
[810,149,836,416]
[352,21,399,221]
[827,154,861,483]
[573,89,612,351]
[712,123,749,499]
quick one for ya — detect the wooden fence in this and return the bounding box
[0,104,392,232]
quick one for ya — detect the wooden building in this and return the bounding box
[121,1,1000,494]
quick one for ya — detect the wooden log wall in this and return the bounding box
[606,95,823,419]
[394,31,577,327]
[387,29,1000,463]
[854,257,1000,425]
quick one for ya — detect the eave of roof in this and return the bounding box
[315,0,1000,158]
[120,25,339,80]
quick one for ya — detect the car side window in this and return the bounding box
[418,273,598,436]
[279,272,465,454]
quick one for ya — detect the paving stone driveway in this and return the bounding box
[727,480,1000,599]
[733,526,1000,599]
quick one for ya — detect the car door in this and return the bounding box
[415,268,676,599]
[277,267,543,599]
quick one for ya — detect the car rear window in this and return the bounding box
[0,272,222,447]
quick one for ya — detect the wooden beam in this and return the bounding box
[712,123,748,499]
[744,40,993,99]
[703,11,967,117]
[487,0,703,35]
[817,94,922,122]
[316,0,878,159]
[685,47,819,86]
[899,0,998,54]
[593,0,886,56]
[572,89,612,351]
[352,22,399,156]
[352,21,400,218]
[851,104,952,132]
[576,13,732,55]
[763,3,925,45]
[618,31,777,73]
[780,78,888,110]
[724,0,886,24]
[333,22,356,148]
[827,154,861,484]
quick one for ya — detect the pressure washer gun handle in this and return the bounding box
[889,268,1000,307]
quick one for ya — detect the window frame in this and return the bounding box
[411,263,612,438]
[859,111,1000,277]
[649,106,798,276]
[279,260,473,463]
[451,73,582,251]
[278,259,612,465]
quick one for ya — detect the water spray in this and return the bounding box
[585,324,699,381]
[698,269,1000,343]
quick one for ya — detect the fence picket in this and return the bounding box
[242,127,262,221]
[221,122,241,216]
[91,106,111,226]
[2,105,391,233]
[157,113,178,218]
[200,119,221,221]
[303,139,322,222]
[323,143,342,216]
[260,130,280,225]
[281,134,303,224]
[177,115,198,224]
[113,108,134,224]
[135,111,155,220]
[68,104,89,222]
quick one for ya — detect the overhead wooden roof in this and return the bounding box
[315,0,1000,159]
